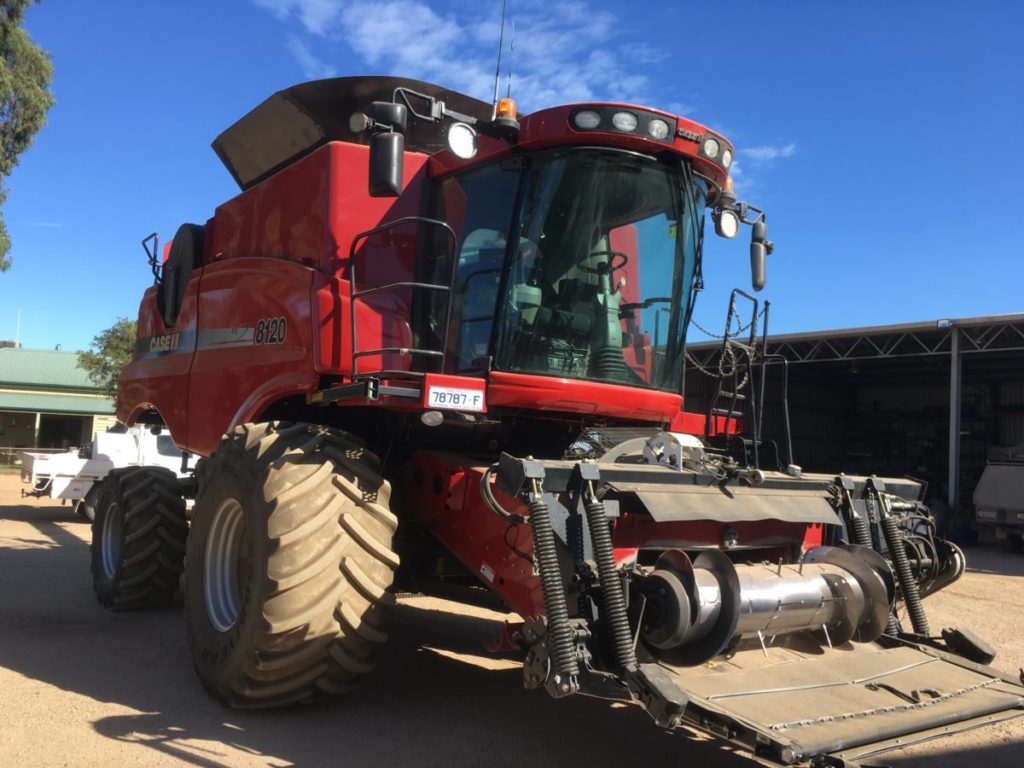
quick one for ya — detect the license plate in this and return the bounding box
[426,385,485,412]
[976,509,997,520]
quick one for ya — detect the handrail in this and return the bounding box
[348,216,459,377]
[705,289,761,468]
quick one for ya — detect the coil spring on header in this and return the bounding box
[880,512,930,636]
[528,494,580,680]
[849,513,873,550]
[583,494,637,671]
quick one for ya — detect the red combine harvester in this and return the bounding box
[94,77,1023,766]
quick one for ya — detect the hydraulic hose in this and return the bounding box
[528,491,580,682]
[880,511,930,637]
[583,493,638,672]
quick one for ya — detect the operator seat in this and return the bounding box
[159,223,205,328]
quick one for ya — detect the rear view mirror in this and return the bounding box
[369,131,404,197]
[365,101,408,197]
[749,218,772,292]
[750,241,767,292]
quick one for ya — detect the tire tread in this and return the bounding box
[186,421,398,708]
[91,466,187,611]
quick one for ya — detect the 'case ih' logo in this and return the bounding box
[150,333,180,353]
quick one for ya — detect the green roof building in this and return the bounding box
[0,344,117,458]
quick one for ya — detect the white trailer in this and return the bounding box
[20,427,194,520]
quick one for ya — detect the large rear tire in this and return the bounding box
[185,422,399,708]
[91,467,188,610]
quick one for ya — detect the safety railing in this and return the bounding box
[348,216,458,378]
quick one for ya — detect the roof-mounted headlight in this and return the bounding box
[568,107,675,144]
[611,111,639,132]
[447,122,478,159]
[573,110,601,130]
[647,118,671,140]
[698,131,734,169]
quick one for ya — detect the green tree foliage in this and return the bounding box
[77,318,138,400]
[0,1,54,271]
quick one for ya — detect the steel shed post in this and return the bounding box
[947,326,962,513]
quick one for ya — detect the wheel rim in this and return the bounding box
[204,497,247,633]
[100,502,122,579]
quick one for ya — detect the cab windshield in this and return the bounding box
[431,148,706,393]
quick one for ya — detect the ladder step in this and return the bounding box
[720,391,747,401]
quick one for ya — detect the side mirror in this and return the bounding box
[370,101,408,132]
[369,131,404,197]
[365,101,408,198]
[750,241,767,292]
[749,219,771,292]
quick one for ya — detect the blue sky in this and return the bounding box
[1,0,1021,351]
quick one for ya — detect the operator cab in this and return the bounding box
[425,147,704,394]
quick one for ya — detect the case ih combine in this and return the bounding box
[94,77,1023,765]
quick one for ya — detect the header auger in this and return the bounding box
[90,76,1022,766]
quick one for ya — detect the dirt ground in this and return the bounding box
[1,472,1022,768]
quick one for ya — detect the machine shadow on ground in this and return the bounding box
[0,502,755,768]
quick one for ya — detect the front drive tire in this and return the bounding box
[185,422,399,708]
[91,467,188,610]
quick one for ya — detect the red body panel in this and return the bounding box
[122,143,430,454]
[117,282,199,447]
[407,451,544,617]
[208,142,427,274]
[185,258,318,456]
[487,370,681,422]
[312,273,415,376]
[669,410,742,437]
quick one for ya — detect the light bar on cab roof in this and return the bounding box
[698,130,734,170]
[569,106,676,145]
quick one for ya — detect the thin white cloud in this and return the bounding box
[253,0,345,35]
[251,0,676,113]
[666,101,696,117]
[286,35,336,79]
[727,158,751,196]
[741,142,797,162]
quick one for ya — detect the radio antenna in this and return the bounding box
[506,18,515,99]
[491,0,508,117]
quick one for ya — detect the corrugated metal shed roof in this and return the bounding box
[0,348,99,390]
[0,391,114,414]
[689,312,1024,350]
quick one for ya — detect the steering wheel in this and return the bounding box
[585,249,629,276]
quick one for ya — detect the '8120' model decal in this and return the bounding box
[254,316,287,345]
